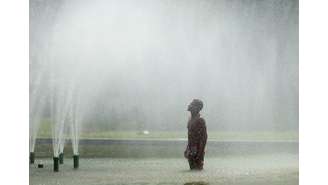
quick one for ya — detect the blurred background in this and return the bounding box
[30,0,298,140]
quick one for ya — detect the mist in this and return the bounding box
[30,0,298,133]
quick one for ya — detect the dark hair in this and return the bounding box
[192,99,203,111]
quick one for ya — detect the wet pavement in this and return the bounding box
[30,154,298,185]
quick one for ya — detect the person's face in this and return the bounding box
[187,101,198,113]
[187,103,192,111]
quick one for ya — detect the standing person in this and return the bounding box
[184,99,207,170]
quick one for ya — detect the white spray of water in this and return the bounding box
[29,66,47,152]
[30,0,298,156]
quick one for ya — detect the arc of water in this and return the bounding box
[58,81,77,155]
[68,86,81,155]
[50,79,75,157]
[29,63,47,153]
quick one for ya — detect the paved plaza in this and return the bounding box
[30,153,298,185]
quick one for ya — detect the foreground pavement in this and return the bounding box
[30,154,298,185]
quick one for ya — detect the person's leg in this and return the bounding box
[196,160,204,170]
[194,154,204,170]
[188,158,196,170]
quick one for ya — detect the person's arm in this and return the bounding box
[185,123,191,158]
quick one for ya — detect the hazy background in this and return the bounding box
[30,0,298,133]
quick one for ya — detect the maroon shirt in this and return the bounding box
[186,114,207,159]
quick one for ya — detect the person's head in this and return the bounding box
[187,99,203,115]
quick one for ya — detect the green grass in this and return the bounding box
[37,119,298,141]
